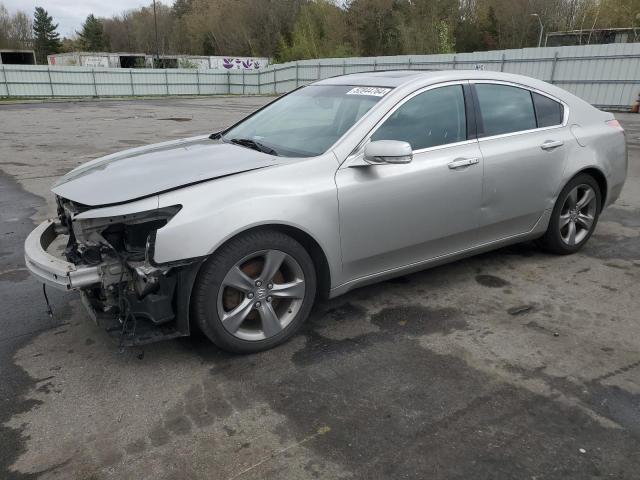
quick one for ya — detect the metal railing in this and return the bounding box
[2,43,640,109]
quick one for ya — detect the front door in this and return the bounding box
[336,83,484,282]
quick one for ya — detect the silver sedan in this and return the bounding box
[24,70,627,353]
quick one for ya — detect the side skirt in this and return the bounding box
[329,208,552,298]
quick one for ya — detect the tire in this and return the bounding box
[191,230,317,354]
[538,173,602,255]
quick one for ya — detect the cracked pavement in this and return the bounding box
[1,97,639,479]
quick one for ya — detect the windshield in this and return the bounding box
[222,85,391,157]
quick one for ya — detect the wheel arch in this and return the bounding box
[574,167,608,211]
[202,223,332,301]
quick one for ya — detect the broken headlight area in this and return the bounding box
[57,199,194,345]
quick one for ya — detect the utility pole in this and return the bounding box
[152,0,160,67]
[531,13,544,48]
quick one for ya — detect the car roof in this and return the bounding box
[313,69,557,91]
[313,70,432,88]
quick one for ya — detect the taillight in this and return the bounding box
[606,119,624,132]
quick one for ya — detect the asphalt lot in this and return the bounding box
[1,97,639,480]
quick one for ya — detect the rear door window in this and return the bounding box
[371,85,467,150]
[475,84,536,137]
[532,92,564,127]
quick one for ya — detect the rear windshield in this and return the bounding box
[223,85,391,157]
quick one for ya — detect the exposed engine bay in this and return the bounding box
[55,196,200,346]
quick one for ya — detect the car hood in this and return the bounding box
[52,135,280,206]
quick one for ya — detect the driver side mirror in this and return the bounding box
[363,140,413,165]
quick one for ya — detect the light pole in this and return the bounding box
[152,0,160,67]
[531,13,544,48]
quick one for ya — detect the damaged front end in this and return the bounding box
[25,197,203,346]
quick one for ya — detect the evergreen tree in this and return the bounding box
[483,6,500,50]
[33,7,61,64]
[78,14,107,51]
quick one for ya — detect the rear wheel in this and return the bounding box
[538,173,601,255]
[191,230,316,353]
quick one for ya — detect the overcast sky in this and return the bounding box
[3,0,169,37]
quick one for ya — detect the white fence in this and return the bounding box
[2,43,640,109]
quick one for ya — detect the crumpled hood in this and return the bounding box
[52,135,280,206]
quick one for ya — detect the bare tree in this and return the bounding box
[21,0,640,61]
[0,3,33,49]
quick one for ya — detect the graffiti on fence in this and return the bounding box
[220,58,263,70]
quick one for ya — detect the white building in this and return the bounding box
[48,52,270,70]
[48,52,149,68]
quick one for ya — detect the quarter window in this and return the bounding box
[475,84,536,136]
[532,92,564,127]
[371,85,467,150]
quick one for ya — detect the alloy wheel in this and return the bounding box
[217,249,306,341]
[559,184,597,246]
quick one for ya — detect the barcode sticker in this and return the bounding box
[346,87,391,97]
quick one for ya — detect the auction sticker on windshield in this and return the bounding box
[346,87,391,97]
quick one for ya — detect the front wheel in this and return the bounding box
[538,173,601,255]
[191,230,316,354]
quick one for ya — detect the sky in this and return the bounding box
[2,0,170,37]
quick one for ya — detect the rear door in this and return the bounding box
[472,81,571,240]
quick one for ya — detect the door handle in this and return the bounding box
[448,157,480,169]
[540,140,564,150]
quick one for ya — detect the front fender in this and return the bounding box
[153,154,342,287]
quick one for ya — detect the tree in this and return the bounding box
[483,5,500,49]
[1,5,33,50]
[598,0,640,27]
[395,0,458,55]
[172,0,194,18]
[348,0,403,56]
[32,7,60,63]
[78,14,107,51]
[15,0,640,61]
[278,0,354,61]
